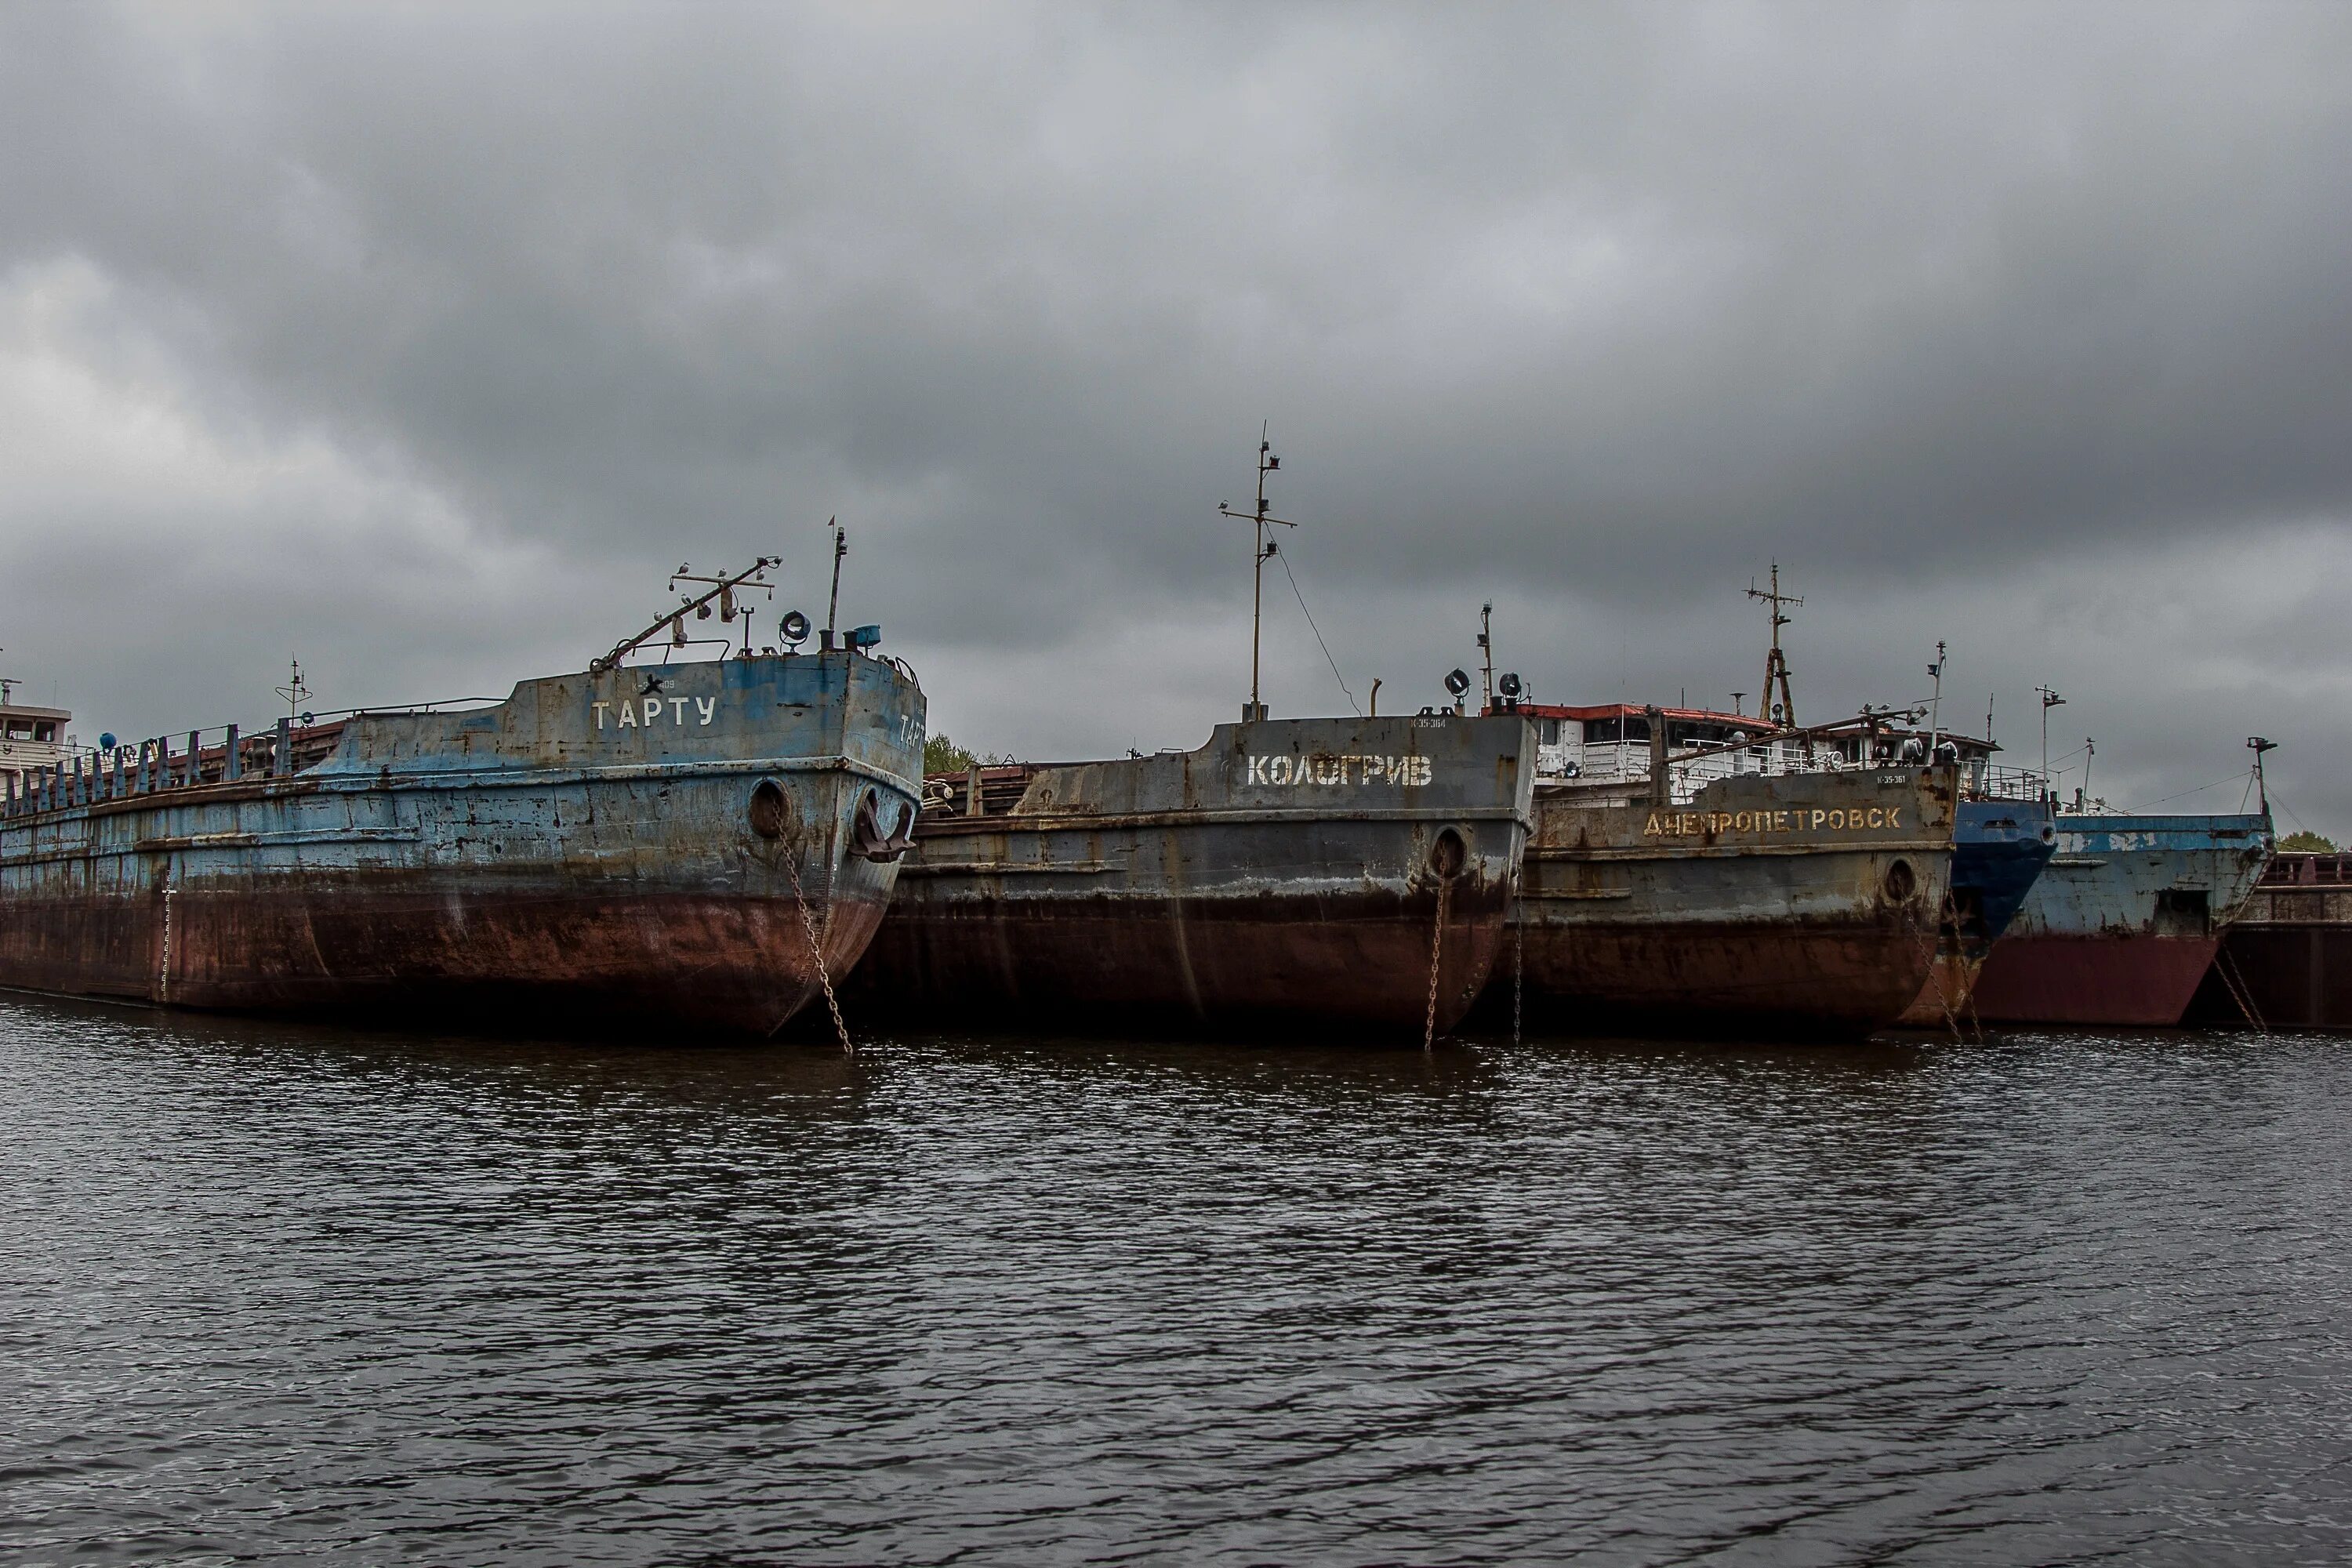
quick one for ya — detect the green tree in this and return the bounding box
[2278,829,2338,852]
[924,733,977,776]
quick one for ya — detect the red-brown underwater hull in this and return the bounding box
[0,879,890,1035]
[852,882,1508,1037]
[1501,916,1936,1040]
[1893,951,1987,1029]
[1969,933,2220,1026]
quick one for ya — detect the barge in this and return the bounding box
[2189,851,2352,1031]
[1489,703,1960,1040]
[0,562,925,1034]
[846,713,1535,1037]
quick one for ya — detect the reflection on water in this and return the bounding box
[4,993,2349,1565]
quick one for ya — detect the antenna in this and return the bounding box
[2036,684,2066,791]
[1746,563,1803,728]
[1215,423,1298,721]
[274,657,313,724]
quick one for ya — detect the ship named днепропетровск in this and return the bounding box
[0,559,924,1036]
[1481,700,1962,1040]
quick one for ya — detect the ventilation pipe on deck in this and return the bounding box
[1647,706,1669,806]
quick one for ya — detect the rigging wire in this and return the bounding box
[2129,770,2256,812]
[1274,546,1362,717]
[2268,790,2312,835]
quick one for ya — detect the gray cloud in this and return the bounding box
[2,2,2348,831]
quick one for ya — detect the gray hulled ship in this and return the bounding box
[846,433,1535,1039]
[0,560,924,1035]
[849,713,1534,1036]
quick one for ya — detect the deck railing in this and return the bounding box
[0,717,350,821]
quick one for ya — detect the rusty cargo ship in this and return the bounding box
[0,564,925,1034]
[847,713,1535,1037]
[1969,810,2272,1026]
[1486,702,1959,1039]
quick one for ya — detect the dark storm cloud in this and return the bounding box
[2,2,2348,825]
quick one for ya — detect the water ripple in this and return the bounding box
[3,996,2350,1564]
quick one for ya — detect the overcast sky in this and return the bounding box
[3,3,2347,831]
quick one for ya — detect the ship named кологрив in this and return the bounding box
[0,558,924,1036]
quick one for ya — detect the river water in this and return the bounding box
[3,994,2349,1566]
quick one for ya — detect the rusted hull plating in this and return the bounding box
[0,652,925,1035]
[1893,950,1989,1030]
[1496,767,1959,1040]
[848,715,1535,1037]
[1893,797,2058,1028]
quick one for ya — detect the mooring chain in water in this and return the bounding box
[1512,914,1523,1047]
[782,844,855,1054]
[1922,892,1965,1041]
[1423,877,1453,1054]
[2216,946,2268,1035]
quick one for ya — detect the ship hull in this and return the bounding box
[1494,767,1959,1040]
[1969,814,2270,1026]
[1893,797,2056,1028]
[1969,931,2221,1028]
[1896,950,1988,1030]
[2194,929,2352,1032]
[848,715,1534,1039]
[2187,858,2352,1031]
[0,652,924,1036]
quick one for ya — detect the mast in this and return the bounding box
[1746,563,1802,729]
[1216,424,1297,722]
[274,657,313,724]
[823,517,846,637]
[1927,641,1946,754]
[2036,684,2066,793]
[592,557,781,674]
[1477,602,1495,712]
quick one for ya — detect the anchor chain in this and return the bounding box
[2216,946,2268,1035]
[1512,915,1523,1047]
[782,843,854,1054]
[1423,876,1453,1054]
[1916,891,1971,1041]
